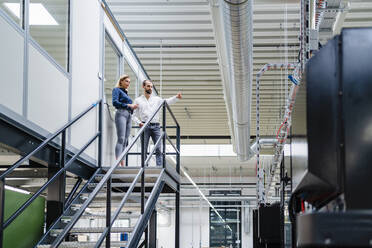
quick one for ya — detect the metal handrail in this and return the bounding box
[50,100,169,247]
[0,100,101,180]
[165,102,180,127]
[3,132,99,229]
[35,169,102,247]
[166,133,180,155]
[0,100,102,244]
[94,168,144,248]
[127,170,166,248]
[104,102,114,121]
[144,132,165,166]
[64,177,83,208]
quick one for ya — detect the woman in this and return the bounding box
[112,75,138,166]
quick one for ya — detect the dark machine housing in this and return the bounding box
[293,28,372,209]
[292,28,372,247]
[253,203,283,248]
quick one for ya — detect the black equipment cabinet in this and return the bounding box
[253,203,283,248]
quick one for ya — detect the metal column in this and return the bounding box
[106,177,112,247]
[149,210,157,248]
[175,125,180,248]
[46,131,66,229]
[141,132,148,248]
[162,103,166,168]
[0,179,5,248]
[98,101,103,168]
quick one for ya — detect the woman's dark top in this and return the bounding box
[112,87,133,113]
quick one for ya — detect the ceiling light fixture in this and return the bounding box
[5,185,31,195]
[167,150,233,231]
[180,164,232,232]
[3,3,58,25]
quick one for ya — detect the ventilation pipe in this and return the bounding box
[210,0,254,161]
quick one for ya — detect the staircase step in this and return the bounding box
[102,167,162,174]
[88,182,155,189]
[95,173,159,180]
[60,213,139,223]
[50,226,134,236]
[80,192,150,202]
[72,201,143,208]
[78,213,140,219]
[37,241,128,248]
[80,192,150,200]
[61,216,72,224]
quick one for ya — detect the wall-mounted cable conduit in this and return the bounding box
[266,64,302,201]
[255,63,299,205]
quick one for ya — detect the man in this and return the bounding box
[133,80,182,166]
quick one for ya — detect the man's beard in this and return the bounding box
[145,89,152,94]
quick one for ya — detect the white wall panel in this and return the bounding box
[28,44,69,133]
[241,206,253,248]
[157,208,209,248]
[70,0,101,158]
[157,209,176,248]
[0,16,24,115]
[158,206,252,247]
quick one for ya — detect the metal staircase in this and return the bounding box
[0,100,181,248]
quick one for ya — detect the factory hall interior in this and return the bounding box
[1,0,372,247]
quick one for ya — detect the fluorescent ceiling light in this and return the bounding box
[5,185,31,195]
[167,149,232,232]
[3,2,19,17]
[180,165,232,232]
[181,144,236,157]
[3,3,58,25]
[150,144,236,157]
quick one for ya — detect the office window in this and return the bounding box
[210,191,241,248]
[29,0,69,70]
[104,35,120,110]
[0,0,23,27]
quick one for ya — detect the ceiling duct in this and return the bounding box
[210,0,254,161]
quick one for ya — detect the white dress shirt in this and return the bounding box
[132,94,178,124]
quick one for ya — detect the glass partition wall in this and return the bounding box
[104,36,140,110]
[0,0,69,70]
[0,0,23,26]
[29,0,69,70]
[210,191,242,248]
[104,34,120,112]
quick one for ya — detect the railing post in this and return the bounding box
[162,102,166,168]
[141,131,147,247]
[125,140,129,167]
[65,177,82,209]
[175,125,180,248]
[106,176,111,248]
[149,210,157,248]
[0,179,5,248]
[98,100,103,168]
[60,130,66,170]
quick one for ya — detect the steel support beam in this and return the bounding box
[149,210,157,248]
[175,126,180,248]
[0,179,5,248]
[140,132,147,248]
[0,117,96,180]
[106,177,112,248]
[46,132,66,229]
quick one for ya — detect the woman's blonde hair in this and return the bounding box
[114,74,130,88]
